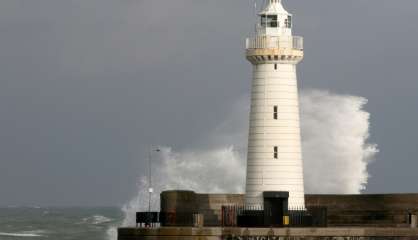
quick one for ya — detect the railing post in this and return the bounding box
[246,35,303,50]
[266,36,270,49]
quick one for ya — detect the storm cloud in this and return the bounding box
[0,0,417,206]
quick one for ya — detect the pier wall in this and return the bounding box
[118,227,418,240]
[306,194,418,227]
[160,191,418,227]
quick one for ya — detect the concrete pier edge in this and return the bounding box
[118,227,418,238]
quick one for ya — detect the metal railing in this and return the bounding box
[246,36,303,50]
[137,206,327,228]
[221,205,327,228]
[136,211,201,227]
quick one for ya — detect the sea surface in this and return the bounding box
[0,207,124,240]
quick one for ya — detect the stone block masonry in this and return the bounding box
[160,191,418,227]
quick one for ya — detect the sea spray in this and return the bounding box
[106,147,245,237]
[300,90,378,193]
[108,89,378,238]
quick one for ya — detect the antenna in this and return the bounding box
[147,147,161,218]
[252,0,258,35]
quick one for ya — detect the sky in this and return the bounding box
[0,0,418,206]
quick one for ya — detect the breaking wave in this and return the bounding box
[83,215,113,225]
[107,89,378,239]
[0,230,46,237]
[300,89,378,193]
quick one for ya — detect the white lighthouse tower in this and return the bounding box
[244,0,305,208]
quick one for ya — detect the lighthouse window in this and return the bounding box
[285,15,292,28]
[273,106,278,119]
[274,146,278,159]
[261,15,278,28]
[274,64,277,70]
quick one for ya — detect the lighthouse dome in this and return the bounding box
[259,0,290,15]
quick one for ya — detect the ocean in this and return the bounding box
[0,207,124,240]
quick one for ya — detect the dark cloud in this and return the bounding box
[0,0,417,206]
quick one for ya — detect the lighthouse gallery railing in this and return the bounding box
[246,36,303,50]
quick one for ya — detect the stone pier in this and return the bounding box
[118,227,418,240]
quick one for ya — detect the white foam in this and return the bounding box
[106,227,118,240]
[300,89,378,193]
[83,215,113,225]
[0,230,45,237]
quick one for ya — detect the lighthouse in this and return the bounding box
[244,0,305,208]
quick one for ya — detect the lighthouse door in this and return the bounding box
[263,192,289,226]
